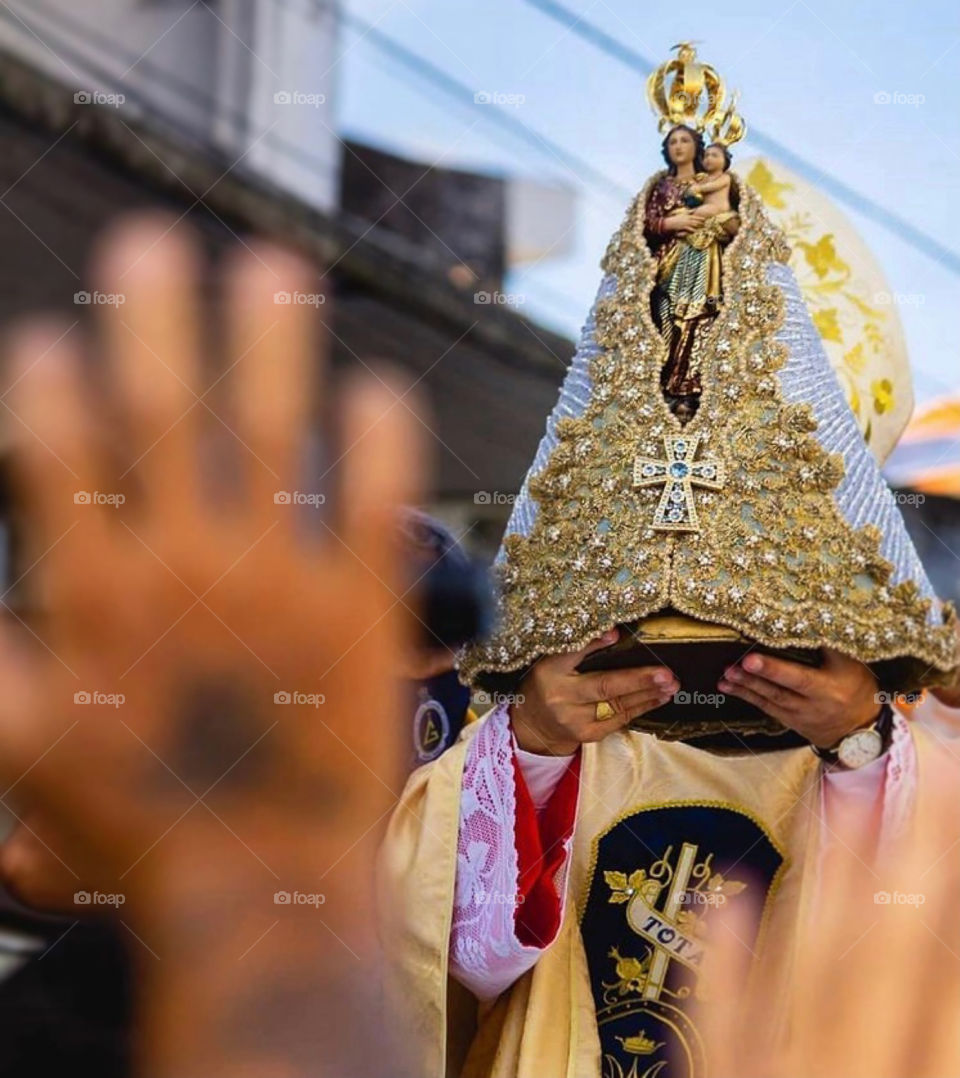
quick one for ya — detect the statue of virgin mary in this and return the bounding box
[458,42,957,734]
[644,122,741,420]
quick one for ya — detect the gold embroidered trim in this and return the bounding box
[459,173,958,688]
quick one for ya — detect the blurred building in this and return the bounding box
[341,139,576,301]
[0,0,341,210]
[0,7,579,571]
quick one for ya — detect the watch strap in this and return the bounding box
[813,703,894,765]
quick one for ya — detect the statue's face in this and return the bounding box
[667,127,696,165]
[703,145,725,173]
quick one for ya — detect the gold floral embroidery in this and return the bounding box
[459,176,957,689]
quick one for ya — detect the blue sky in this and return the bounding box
[337,0,960,403]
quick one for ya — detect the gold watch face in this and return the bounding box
[837,727,883,769]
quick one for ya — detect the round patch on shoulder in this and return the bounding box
[413,695,451,763]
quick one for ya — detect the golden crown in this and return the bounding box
[646,42,747,147]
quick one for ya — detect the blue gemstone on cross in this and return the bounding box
[633,433,726,532]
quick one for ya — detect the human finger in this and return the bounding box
[617,685,674,715]
[94,217,204,514]
[339,373,424,600]
[4,323,103,558]
[226,244,319,510]
[722,665,805,714]
[739,652,819,696]
[571,664,677,706]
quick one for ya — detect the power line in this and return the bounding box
[338,8,631,205]
[522,0,960,276]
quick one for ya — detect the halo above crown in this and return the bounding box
[646,42,747,147]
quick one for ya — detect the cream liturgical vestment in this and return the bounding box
[378,704,920,1078]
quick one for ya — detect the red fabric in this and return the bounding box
[512,750,581,947]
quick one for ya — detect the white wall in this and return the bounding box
[0,0,340,211]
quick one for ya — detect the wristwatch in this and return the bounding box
[813,704,894,769]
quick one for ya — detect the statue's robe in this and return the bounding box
[378,704,918,1078]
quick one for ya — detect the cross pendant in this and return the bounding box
[633,433,725,532]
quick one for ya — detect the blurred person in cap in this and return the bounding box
[397,509,491,769]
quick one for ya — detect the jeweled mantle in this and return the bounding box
[459,175,957,690]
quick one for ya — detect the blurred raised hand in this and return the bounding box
[0,218,423,1077]
[698,747,960,1078]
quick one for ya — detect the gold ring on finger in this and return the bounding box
[595,700,616,722]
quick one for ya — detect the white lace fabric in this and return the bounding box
[449,704,572,1001]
